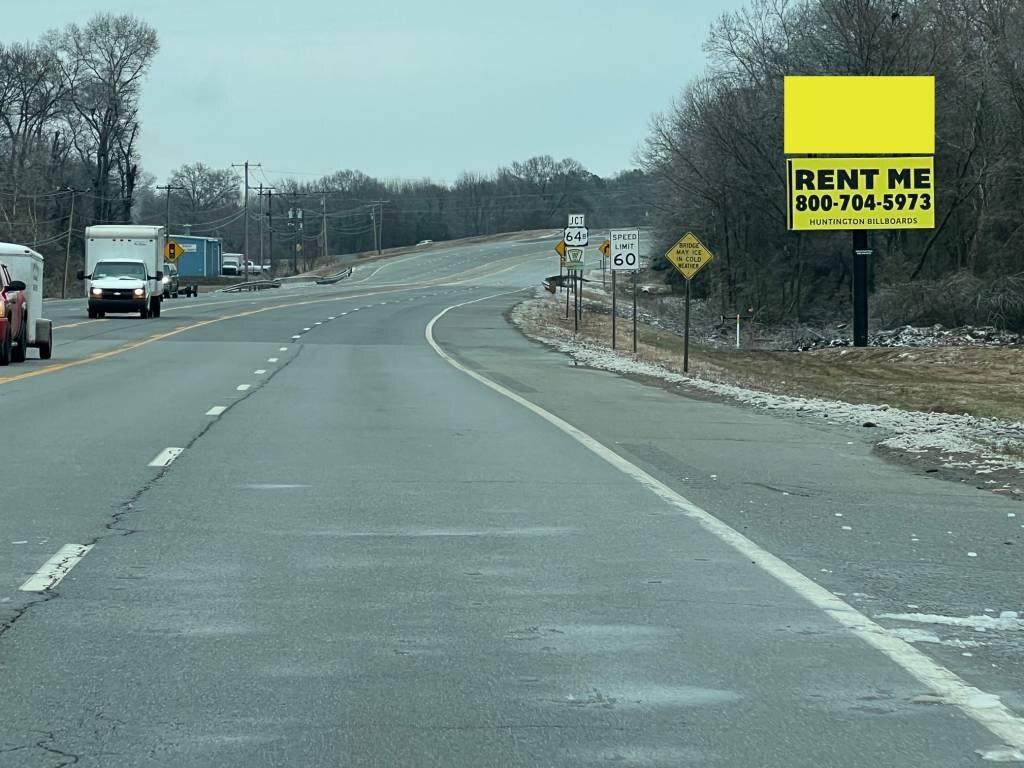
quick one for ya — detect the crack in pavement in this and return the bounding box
[32,730,80,767]
[0,347,306,642]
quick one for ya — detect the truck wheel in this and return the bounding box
[88,308,97,319]
[140,305,148,319]
[151,298,161,318]
[39,340,51,360]
[0,325,11,366]
[11,319,25,363]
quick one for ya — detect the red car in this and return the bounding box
[0,263,27,365]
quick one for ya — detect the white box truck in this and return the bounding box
[79,225,166,318]
[0,243,53,359]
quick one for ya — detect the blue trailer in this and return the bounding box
[170,235,223,278]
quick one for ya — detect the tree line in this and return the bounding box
[640,0,1024,330]
[0,14,157,294]
[136,159,651,274]
[0,12,649,292]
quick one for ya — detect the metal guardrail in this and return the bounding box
[315,267,353,285]
[218,279,282,293]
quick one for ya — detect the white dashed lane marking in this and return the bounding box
[236,384,251,392]
[268,358,279,363]
[19,544,94,592]
[206,406,227,416]
[148,447,184,468]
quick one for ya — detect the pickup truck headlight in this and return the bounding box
[91,287,102,297]
[133,288,145,297]
[162,276,170,284]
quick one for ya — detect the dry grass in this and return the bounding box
[527,291,1024,421]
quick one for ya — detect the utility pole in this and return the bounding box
[321,195,328,264]
[258,183,266,270]
[267,188,274,274]
[232,161,261,280]
[370,207,378,254]
[157,184,187,241]
[369,200,389,255]
[61,187,77,299]
[288,204,303,274]
[256,185,276,272]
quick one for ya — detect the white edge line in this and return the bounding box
[148,447,184,468]
[206,406,227,416]
[19,543,94,592]
[424,291,1024,751]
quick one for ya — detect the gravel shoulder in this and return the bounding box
[513,287,1024,500]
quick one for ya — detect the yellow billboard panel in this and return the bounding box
[786,156,935,231]
[784,76,934,154]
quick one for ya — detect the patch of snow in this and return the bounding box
[879,612,1024,632]
[510,300,1024,472]
[889,627,984,649]
[977,746,1024,762]
[890,627,941,644]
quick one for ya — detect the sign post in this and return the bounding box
[665,232,715,373]
[633,272,638,353]
[610,229,640,351]
[565,246,585,333]
[854,236,871,347]
[556,239,569,317]
[597,239,610,288]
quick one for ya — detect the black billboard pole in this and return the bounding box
[853,230,870,347]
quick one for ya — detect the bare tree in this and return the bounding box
[56,14,158,224]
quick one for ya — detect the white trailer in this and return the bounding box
[81,225,166,318]
[0,243,53,359]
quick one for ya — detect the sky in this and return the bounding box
[5,0,740,186]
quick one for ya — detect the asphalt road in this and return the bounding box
[1,233,1022,766]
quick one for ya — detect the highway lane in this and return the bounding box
[0,237,540,624]
[1,234,1021,765]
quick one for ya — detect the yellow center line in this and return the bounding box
[6,250,548,387]
[0,287,421,386]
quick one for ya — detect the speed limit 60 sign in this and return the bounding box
[610,229,640,271]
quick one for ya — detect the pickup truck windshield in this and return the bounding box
[93,261,147,280]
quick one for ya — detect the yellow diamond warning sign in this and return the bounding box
[665,232,714,280]
[164,240,182,263]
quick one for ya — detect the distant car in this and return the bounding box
[222,255,240,276]
[162,262,179,298]
[416,240,433,247]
